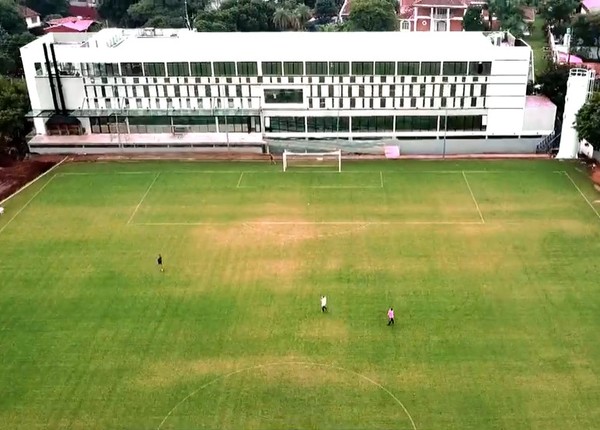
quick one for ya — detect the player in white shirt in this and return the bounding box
[0,207,4,215]
[320,295,328,313]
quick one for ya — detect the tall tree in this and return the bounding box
[463,6,485,31]
[571,13,600,61]
[220,0,277,31]
[348,0,397,31]
[0,77,31,155]
[0,0,27,34]
[293,3,311,30]
[315,0,337,18]
[540,0,578,27]
[575,93,600,151]
[536,64,572,118]
[25,0,68,18]
[273,5,295,30]
[128,0,207,28]
[98,0,138,27]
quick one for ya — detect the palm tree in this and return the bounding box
[293,4,312,30]
[273,7,294,30]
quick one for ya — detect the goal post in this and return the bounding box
[282,150,342,172]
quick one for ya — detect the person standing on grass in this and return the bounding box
[269,153,276,165]
[321,295,328,313]
[387,307,394,326]
[157,254,164,272]
[0,206,4,216]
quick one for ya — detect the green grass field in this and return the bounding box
[1,159,600,430]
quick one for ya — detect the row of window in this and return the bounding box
[38,60,492,78]
[89,116,262,134]
[266,115,486,133]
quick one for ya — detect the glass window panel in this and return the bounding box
[283,62,304,75]
[237,62,258,77]
[420,62,441,76]
[397,62,420,75]
[264,89,303,103]
[351,62,374,75]
[190,62,212,77]
[306,62,328,75]
[261,62,283,76]
[329,62,349,75]
[442,61,468,75]
[214,62,236,77]
[468,61,492,76]
[375,62,395,75]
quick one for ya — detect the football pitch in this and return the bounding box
[1,159,599,430]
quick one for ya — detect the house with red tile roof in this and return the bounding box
[45,16,99,33]
[18,5,42,29]
[339,0,489,31]
[581,0,600,13]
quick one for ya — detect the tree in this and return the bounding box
[348,0,397,31]
[575,93,600,150]
[128,0,207,28]
[0,77,31,155]
[536,63,572,118]
[315,0,337,18]
[98,0,137,26]
[25,0,68,18]
[484,0,527,36]
[571,13,600,61]
[540,0,578,27]
[273,6,294,30]
[0,0,27,34]
[463,6,485,31]
[220,0,277,31]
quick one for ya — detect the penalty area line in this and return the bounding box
[563,171,600,221]
[462,171,485,224]
[127,172,160,225]
[131,220,484,226]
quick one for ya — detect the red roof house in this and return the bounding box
[45,16,98,33]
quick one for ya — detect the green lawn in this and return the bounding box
[1,159,600,430]
[525,16,550,77]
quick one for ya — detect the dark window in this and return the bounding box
[468,61,492,76]
[481,84,487,96]
[395,116,438,131]
[306,62,328,75]
[352,62,374,75]
[167,62,189,76]
[237,62,258,77]
[375,62,395,75]
[329,62,350,75]
[144,62,165,77]
[214,62,236,77]
[120,62,143,76]
[351,116,394,132]
[34,62,43,75]
[445,115,485,131]
[264,89,304,103]
[269,117,306,132]
[262,62,282,76]
[284,62,304,75]
[307,117,350,132]
[398,62,419,75]
[420,62,441,76]
[190,62,212,76]
[442,61,468,75]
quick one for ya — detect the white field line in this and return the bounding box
[156,361,416,430]
[0,174,59,236]
[236,172,245,188]
[563,172,600,221]
[462,171,485,224]
[127,172,160,225]
[0,156,67,207]
[380,171,384,188]
[237,185,382,189]
[133,220,483,226]
[54,169,567,177]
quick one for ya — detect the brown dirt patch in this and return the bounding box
[0,155,62,202]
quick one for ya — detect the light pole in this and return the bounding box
[442,109,448,159]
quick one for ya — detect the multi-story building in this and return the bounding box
[21,29,555,153]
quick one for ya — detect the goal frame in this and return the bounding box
[282,150,342,172]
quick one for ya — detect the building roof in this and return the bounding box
[412,0,468,7]
[23,29,531,63]
[18,5,40,18]
[46,19,96,33]
[525,95,556,108]
[582,0,600,10]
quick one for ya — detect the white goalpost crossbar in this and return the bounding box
[282,150,342,172]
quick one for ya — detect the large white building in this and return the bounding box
[20,29,556,154]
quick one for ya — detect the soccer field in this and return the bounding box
[1,159,599,430]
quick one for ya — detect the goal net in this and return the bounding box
[282,150,342,172]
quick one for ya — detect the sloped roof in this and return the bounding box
[46,19,96,32]
[582,0,600,11]
[412,0,468,6]
[18,5,40,18]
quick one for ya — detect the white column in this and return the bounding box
[557,68,596,159]
[430,8,434,31]
[413,7,418,31]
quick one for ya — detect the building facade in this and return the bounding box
[21,29,555,153]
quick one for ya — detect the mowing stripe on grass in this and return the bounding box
[132,220,483,226]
